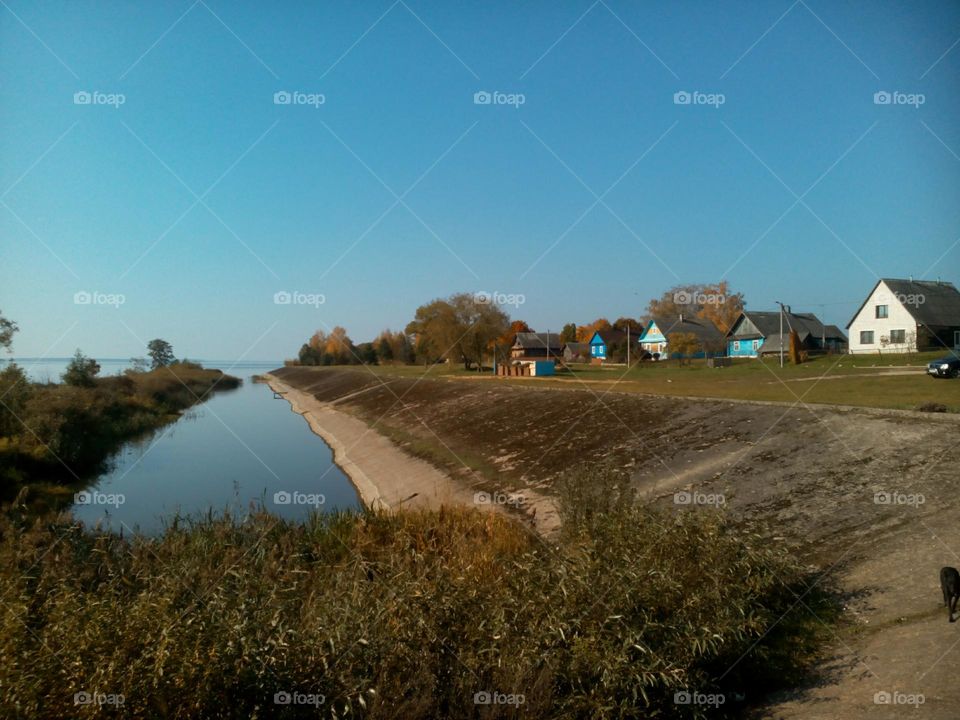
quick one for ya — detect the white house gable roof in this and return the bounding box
[847,279,960,329]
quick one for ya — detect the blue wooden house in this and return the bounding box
[639,316,725,359]
[588,329,628,362]
[726,310,847,357]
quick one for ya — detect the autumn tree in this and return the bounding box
[324,326,354,364]
[695,281,745,334]
[406,292,509,370]
[493,320,533,363]
[376,334,393,362]
[372,330,415,365]
[560,323,577,343]
[613,317,643,334]
[667,332,699,366]
[647,282,744,334]
[576,318,611,343]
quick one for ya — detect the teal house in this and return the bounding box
[588,329,628,362]
[725,310,847,357]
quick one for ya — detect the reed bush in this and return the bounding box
[0,466,838,718]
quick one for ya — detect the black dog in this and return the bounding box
[940,567,960,622]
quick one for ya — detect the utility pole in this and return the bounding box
[775,301,785,369]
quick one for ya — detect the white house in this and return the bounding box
[847,278,960,354]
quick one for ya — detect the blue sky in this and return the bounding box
[2,0,958,360]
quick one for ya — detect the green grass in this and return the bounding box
[351,352,958,412]
[0,465,840,719]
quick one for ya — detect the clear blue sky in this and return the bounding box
[2,0,958,359]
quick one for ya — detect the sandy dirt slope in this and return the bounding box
[273,366,960,718]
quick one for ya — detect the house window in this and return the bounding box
[860,330,874,344]
[875,305,888,319]
[889,329,905,344]
[733,340,740,351]
[752,340,759,351]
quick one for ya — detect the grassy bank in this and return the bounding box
[351,351,957,412]
[0,364,240,492]
[0,468,838,719]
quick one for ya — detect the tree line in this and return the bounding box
[295,281,744,369]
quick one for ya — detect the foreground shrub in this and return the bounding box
[0,471,837,719]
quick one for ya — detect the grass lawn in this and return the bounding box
[350,351,959,412]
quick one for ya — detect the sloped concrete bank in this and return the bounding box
[265,373,481,513]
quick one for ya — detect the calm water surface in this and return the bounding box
[4,358,360,534]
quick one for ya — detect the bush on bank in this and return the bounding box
[0,467,837,719]
[0,364,240,488]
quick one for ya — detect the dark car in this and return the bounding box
[927,356,960,378]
